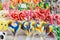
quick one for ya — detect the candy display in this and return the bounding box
[0,0,60,40]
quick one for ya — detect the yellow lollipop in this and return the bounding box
[49,25,53,32]
[30,20,36,34]
[0,19,8,31]
[37,21,46,33]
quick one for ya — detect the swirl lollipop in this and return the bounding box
[38,2,44,9]
[53,25,60,40]
[10,0,18,9]
[9,3,16,9]
[44,2,50,9]
[18,3,30,11]
[32,21,47,40]
[29,20,36,34]
[8,20,19,40]
[21,20,35,40]
[33,0,41,6]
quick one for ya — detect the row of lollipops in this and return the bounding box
[8,9,60,25]
[0,1,50,10]
[0,10,60,40]
[10,1,50,10]
[0,17,60,40]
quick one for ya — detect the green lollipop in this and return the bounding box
[38,2,44,8]
[44,3,50,9]
[53,25,60,40]
[0,2,2,10]
[9,4,15,9]
[18,3,30,11]
[26,3,30,10]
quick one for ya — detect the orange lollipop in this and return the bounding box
[10,0,20,6]
[33,0,41,4]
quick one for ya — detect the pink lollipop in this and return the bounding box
[8,10,19,20]
[35,9,41,19]
[28,10,34,20]
[24,10,29,20]
[53,14,59,20]
[2,2,9,10]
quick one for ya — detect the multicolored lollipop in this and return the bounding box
[8,21,19,36]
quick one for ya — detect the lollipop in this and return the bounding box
[0,18,9,31]
[33,0,41,5]
[53,25,60,40]
[0,10,8,19]
[9,4,15,9]
[21,20,36,40]
[2,2,9,10]
[44,2,50,9]
[18,3,30,11]
[29,20,36,33]
[49,25,53,32]
[22,21,31,36]
[8,10,19,20]
[0,2,2,10]
[10,0,17,9]
[8,21,19,36]
[38,2,44,8]
[32,21,52,40]
[19,11,25,20]
[57,17,60,25]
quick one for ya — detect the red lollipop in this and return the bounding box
[40,9,45,14]
[28,10,34,20]
[23,10,29,20]
[19,11,25,20]
[8,10,19,20]
[11,13,19,20]
[45,14,53,24]
[45,9,50,16]
[57,18,60,25]
[53,14,59,20]
[57,16,60,25]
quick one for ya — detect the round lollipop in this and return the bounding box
[18,3,30,11]
[0,18,9,31]
[18,3,27,11]
[44,2,50,9]
[53,25,60,40]
[38,2,44,9]
[2,2,9,10]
